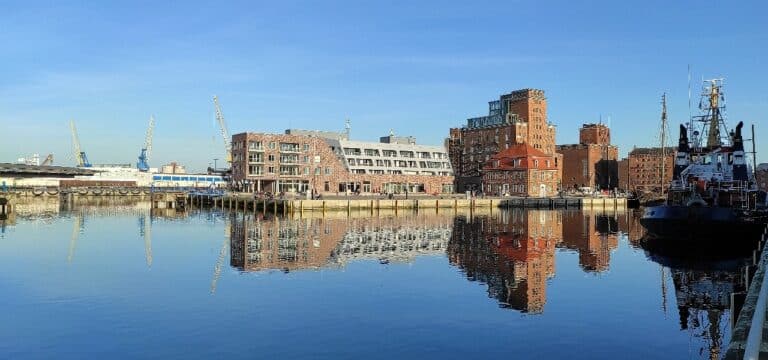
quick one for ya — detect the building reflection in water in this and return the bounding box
[448,210,559,313]
[448,209,624,313]
[228,212,454,273]
[560,211,620,272]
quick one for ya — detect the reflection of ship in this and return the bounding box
[643,247,748,360]
[641,79,767,242]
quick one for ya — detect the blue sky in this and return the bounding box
[2,0,767,171]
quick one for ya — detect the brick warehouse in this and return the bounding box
[481,143,559,197]
[448,89,562,192]
[231,131,454,195]
[755,163,768,191]
[556,123,619,191]
[618,147,675,193]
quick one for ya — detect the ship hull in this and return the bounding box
[640,205,765,241]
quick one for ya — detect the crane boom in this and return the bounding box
[69,120,91,167]
[212,96,232,163]
[41,154,54,166]
[137,115,155,171]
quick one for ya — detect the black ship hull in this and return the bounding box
[641,204,765,242]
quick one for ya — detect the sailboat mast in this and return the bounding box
[752,124,758,171]
[660,93,667,194]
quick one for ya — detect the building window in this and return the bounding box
[314,167,321,175]
[303,144,310,151]
[269,142,276,149]
[268,166,275,174]
[304,167,309,175]
[248,165,263,175]
[325,167,332,175]
[303,156,309,163]
[268,154,275,162]
[324,181,330,191]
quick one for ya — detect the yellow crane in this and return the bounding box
[212,96,232,165]
[69,120,92,167]
[41,154,54,166]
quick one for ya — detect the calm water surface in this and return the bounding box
[0,199,745,359]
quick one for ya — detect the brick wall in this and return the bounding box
[557,144,619,190]
[579,124,611,146]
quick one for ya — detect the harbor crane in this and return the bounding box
[212,96,232,166]
[137,115,155,172]
[69,120,92,167]
[41,154,54,166]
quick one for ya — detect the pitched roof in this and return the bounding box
[483,143,557,171]
[491,143,549,159]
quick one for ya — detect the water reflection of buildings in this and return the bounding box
[448,210,560,313]
[228,213,454,273]
[448,209,624,313]
[560,211,619,272]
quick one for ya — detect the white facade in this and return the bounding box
[325,139,453,176]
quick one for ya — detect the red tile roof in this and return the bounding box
[483,143,557,171]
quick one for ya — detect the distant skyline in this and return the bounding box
[2,1,767,172]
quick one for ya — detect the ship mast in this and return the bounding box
[660,93,668,194]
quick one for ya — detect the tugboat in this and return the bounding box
[640,79,767,244]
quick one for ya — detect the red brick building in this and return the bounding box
[231,132,454,195]
[481,143,559,197]
[756,164,768,191]
[448,89,561,192]
[556,124,619,191]
[623,147,675,193]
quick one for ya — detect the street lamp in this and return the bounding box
[213,158,219,171]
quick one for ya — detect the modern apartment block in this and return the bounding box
[448,88,561,192]
[230,130,454,195]
[324,139,452,177]
[556,123,619,191]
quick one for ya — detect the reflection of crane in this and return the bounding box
[137,115,155,172]
[67,214,84,264]
[139,214,153,268]
[41,154,54,166]
[69,120,92,167]
[212,96,232,165]
[210,217,231,294]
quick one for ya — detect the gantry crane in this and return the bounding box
[212,96,232,166]
[69,120,92,167]
[137,115,155,172]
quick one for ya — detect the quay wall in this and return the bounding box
[187,194,627,213]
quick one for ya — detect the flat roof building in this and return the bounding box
[231,130,454,195]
